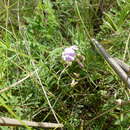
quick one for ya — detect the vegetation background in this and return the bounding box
[0,0,130,129]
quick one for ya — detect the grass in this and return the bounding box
[0,0,130,129]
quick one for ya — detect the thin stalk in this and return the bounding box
[24,33,60,124]
[85,99,130,125]
[75,1,92,41]
[123,33,130,60]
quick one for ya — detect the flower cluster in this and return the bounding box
[62,45,78,62]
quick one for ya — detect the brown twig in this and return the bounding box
[114,58,130,75]
[91,39,130,88]
[0,117,63,128]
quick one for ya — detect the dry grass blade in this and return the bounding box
[0,117,63,128]
[85,99,130,126]
[0,68,39,94]
[24,36,60,124]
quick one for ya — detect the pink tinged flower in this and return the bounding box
[62,45,78,62]
[63,48,76,57]
[62,55,75,61]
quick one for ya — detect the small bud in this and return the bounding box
[116,99,122,105]
[71,79,78,87]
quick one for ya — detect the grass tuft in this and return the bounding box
[0,0,130,129]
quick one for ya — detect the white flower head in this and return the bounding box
[62,45,78,62]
